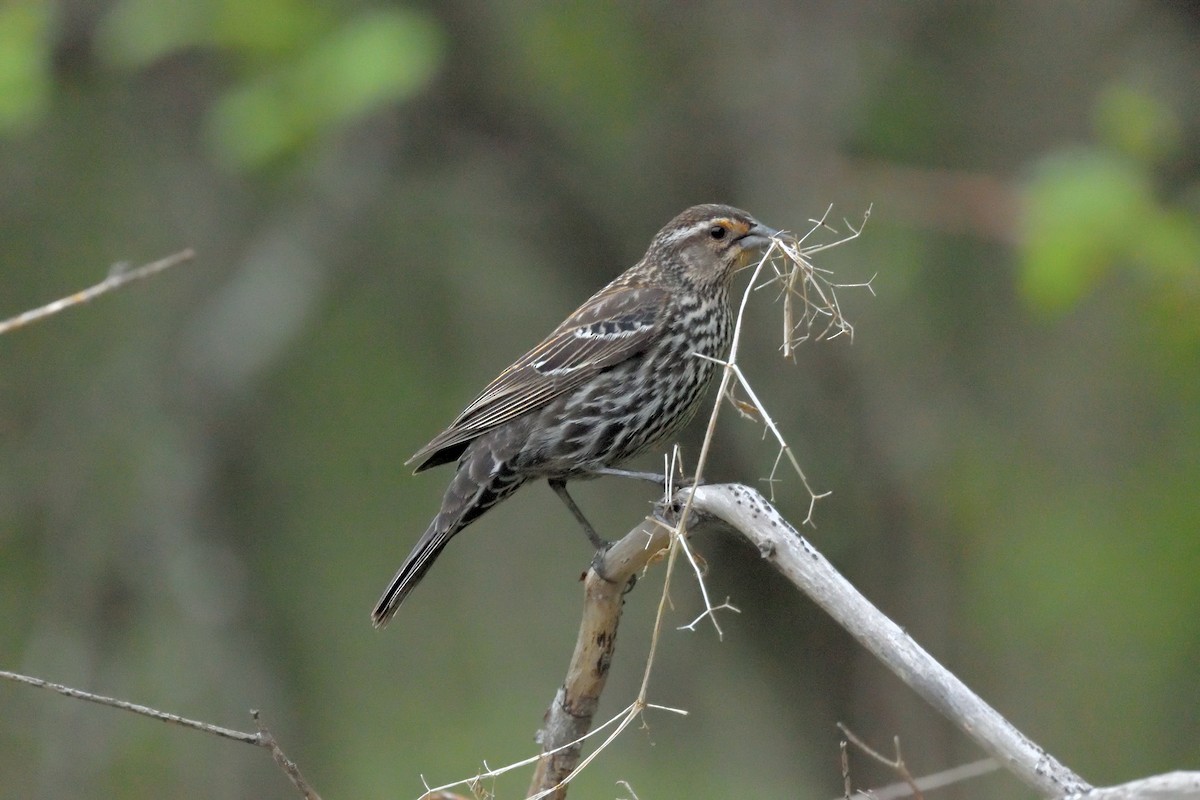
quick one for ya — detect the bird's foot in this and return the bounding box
[590,543,615,581]
[589,545,637,595]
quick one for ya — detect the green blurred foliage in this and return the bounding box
[1,3,1199,799]
[1095,82,1183,164]
[1021,82,1199,312]
[0,2,53,132]
[512,5,649,149]
[98,0,442,167]
[1021,149,1156,309]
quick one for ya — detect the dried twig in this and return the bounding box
[759,205,874,356]
[0,249,195,335]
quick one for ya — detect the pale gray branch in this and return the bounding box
[1068,773,1200,800]
[690,483,1200,800]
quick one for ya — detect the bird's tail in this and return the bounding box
[371,520,449,627]
[371,446,526,628]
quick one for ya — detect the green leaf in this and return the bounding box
[207,9,442,169]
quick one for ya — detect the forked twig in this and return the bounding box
[839,723,923,800]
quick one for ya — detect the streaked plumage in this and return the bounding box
[372,204,778,626]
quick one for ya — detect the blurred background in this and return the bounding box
[1,2,1198,798]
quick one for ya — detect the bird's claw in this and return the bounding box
[590,543,618,584]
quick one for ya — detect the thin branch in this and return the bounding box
[1,668,258,745]
[616,780,641,800]
[0,248,195,335]
[693,352,828,518]
[842,740,853,800]
[840,758,1001,800]
[0,669,320,799]
[672,520,740,636]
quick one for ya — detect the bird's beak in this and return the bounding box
[737,221,781,250]
[731,221,782,271]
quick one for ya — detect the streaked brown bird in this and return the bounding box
[372,204,779,627]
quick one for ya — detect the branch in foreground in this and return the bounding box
[532,484,1200,800]
[690,483,1088,797]
[692,484,1200,800]
[0,669,321,800]
[0,248,195,335]
[528,507,677,797]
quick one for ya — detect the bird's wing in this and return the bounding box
[408,282,670,471]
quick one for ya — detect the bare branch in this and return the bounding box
[0,249,195,335]
[690,484,1200,799]
[0,669,320,799]
[686,484,1088,798]
[1,668,258,745]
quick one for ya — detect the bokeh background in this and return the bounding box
[2,2,1198,798]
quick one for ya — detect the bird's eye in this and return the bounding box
[709,225,727,240]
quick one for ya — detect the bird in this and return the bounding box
[371,204,780,627]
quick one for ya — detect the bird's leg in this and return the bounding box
[592,466,696,487]
[548,478,610,550]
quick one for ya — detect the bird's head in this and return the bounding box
[650,204,780,288]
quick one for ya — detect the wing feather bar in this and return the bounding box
[406,284,668,468]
